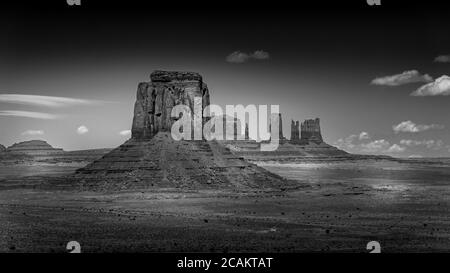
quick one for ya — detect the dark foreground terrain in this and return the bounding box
[0,158,449,253]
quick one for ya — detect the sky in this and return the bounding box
[1,1,450,157]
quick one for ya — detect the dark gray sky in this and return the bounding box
[1,1,449,157]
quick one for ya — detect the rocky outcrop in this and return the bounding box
[222,116,348,160]
[6,140,63,155]
[131,70,210,140]
[290,120,300,142]
[75,70,292,191]
[0,144,5,153]
[268,113,284,140]
[245,123,249,140]
[290,118,323,145]
[300,118,323,144]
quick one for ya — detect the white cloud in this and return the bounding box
[21,130,44,136]
[360,139,391,153]
[226,50,270,63]
[0,94,107,108]
[0,110,61,120]
[251,50,270,60]
[371,70,433,86]
[334,132,371,150]
[359,131,370,140]
[119,130,131,136]
[393,120,444,133]
[387,144,406,153]
[400,139,443,150]
[360,140,406,154]
[226,51,250,63]
[334,134,358,149]
[411,75,450,96]
[335,134,409,155]
[434,55,450,63]
[77,125,89,135]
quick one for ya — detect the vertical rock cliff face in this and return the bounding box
[277,113,284,140]
[290,120,300,142]
[290,118,323,145]
[131,70,210,140]
[268,113,284,140]
[300,118,323,144]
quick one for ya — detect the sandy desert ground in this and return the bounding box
[1,158,449,253]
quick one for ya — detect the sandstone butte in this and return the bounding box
[74,70,294,191]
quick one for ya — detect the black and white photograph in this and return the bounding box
[1,0,450,262]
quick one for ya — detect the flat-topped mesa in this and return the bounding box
[290,118,323,145]
[131,70,210,140]
[6,140,64,155]
[150,70,203,83]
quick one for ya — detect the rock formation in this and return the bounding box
[221,115,243,140]
[6,140,63,155]
[290,118,323,145]
[223,116,348,161]
[245,123,249,140]
[300,118,323,144]
[290,120,300,142]
[268,113,284,141]
[131,70,210,140]
[0,144,5,153]
[75,70,291,191]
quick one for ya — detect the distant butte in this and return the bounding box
[5,140,64,155]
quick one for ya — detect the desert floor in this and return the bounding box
[0,159,449,253]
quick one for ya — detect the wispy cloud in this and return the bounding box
[434,55,450,63]
[411,75,450,96]
[0,94,108,108]
[226,50,270,63]
[0,110,62,120]
[77,125,89,135]
[119,130,131,136]
[360,139,391,153]
[21,130,44,136]
[251,50,270,60]
[371,70,432,86]
[393,120,444,133]
[400,139,443,150]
